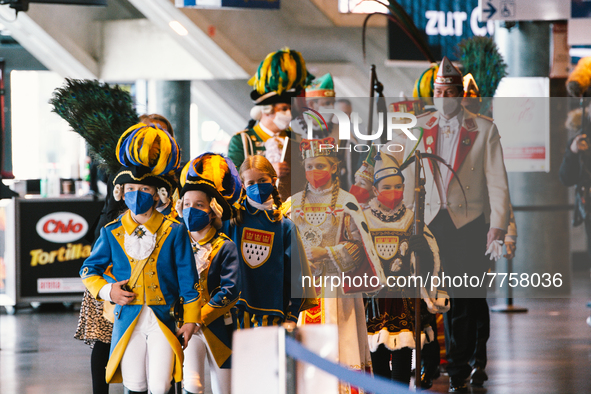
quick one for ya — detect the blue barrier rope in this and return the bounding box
[284,336,413,394]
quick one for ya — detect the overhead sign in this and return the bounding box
[572,0,591,18]
[175,0,280,9]
[388,0,494,61]
[479,0,570,21]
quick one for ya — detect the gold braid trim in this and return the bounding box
[113,170,172,190]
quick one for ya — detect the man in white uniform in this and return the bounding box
[402,57,511,392]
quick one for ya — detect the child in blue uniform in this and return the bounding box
[177,153,241,394]
[223,155,316,329]
[80,123,200,394]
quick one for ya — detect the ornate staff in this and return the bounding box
[413,149,425,389]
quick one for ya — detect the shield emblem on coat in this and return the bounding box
[374,235,399,260]
[241,228,274,268]
[304,205,327,226]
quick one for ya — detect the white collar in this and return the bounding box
[439,107,463,126]
[259,122,277,137]
[368,197,404,215]
[307,184,333,196]
[246,196,274,210]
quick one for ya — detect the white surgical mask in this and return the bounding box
[273,110,292,130]
[433,97,461,117]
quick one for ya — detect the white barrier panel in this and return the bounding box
[296,324,339,394]
[232,325,339,394]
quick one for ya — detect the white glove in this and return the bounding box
[485,240,504,261]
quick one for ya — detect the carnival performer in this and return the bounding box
[348,146,377,206]
[176,153,242,394]
[222,155,316,329]
[291,73,361,190]
[402,57,511,392]
[139,114,180,219]
[50,79,140,394]
[363,152,446,387]
[227,48,314,200]
[80,123,200,394]
[291,138,385,393]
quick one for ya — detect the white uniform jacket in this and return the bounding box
[402,108,511,231]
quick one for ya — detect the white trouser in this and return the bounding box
[120,306,174,394]
[183,328,231,394]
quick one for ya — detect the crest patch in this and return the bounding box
[304,205,327,226]
[375,235,399,260]
[241,228,274,268]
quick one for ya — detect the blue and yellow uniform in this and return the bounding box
[223,199,316,328]
[80,210,200,384]
[191,227,239,368]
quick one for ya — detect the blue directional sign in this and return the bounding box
[176,0,280,9]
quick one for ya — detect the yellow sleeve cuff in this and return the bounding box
[200,300,237,326]
[183,299,201,324]
[82,276,109,300]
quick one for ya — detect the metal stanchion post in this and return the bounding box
[491,257,528,313]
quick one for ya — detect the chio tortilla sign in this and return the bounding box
[35,212,88,243]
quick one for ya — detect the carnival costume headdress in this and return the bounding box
[355,147,377,183]
[50,79,139,176]
[249,48,314,106]
[373,152,404,184]
[299,137,337,160]
[434,56,463,87]
[305,73,335,98]
[179,153,242,221]
[112,123,181,204]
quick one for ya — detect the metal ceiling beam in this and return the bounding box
[0,6,97,78]
[127,0,248,79]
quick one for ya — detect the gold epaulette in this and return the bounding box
[104,217,121,228]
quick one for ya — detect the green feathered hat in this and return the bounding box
[249,48,314,106]
[306,73,335,98]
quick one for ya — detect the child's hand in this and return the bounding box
[177,323,197,349]
[310,246,328,261]
[110,279,136,306]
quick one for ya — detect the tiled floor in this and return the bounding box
[1,277,591,394]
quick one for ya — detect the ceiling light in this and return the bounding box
[169,20,188,36]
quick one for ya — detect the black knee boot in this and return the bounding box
[390,347,412,385]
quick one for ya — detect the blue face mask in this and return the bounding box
[246,182,274,204]
[125,190,156,215]
[182,207,211,232]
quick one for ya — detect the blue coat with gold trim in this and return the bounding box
[222,200,316,325]
[191,228,239,369]
[80,210,199,384]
